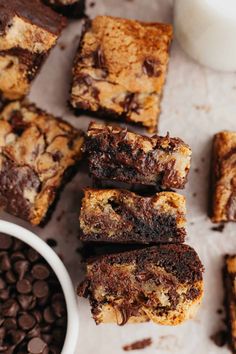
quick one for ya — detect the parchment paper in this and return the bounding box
[2,0,236,353]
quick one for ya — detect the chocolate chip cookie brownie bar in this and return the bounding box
[78,244,204,325]
[70,16,173,132]
[0,101,84,225]
[0,0,66,101]
[79,188,186,244]
[86,123,192,189]
[223,255,236,353]
[43,0,85,18]
[211,131,236,223]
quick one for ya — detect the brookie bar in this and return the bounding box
[211,131,236,223]
[0,101,84,225]
[0,0,66,101]
[70,16,173,133]
[79,188,186,244]
[78,244,204,325]
[43,0,85,18]
[86,122,192,189]
[223,255,236,353]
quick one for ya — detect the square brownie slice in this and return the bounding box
[78,244,204,325]
[211,131,236,223]
[86,122,192,189]
[43,0,85,18]
[70,16,173,133]
[0,101,84,225]
[79,188,186,244]
[0,0,66,101]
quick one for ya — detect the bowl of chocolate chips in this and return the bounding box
[0,220,79,354]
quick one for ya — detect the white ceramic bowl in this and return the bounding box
[0,220,79,354]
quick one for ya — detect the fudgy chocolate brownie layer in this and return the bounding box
[79,188,186,244]
[0,101,84,225]
[70,16,173,132]
[78,244,204,325]
[223,255,236,353]
[0,0,66,100]
[211,131,236,223]
[86,123,192,189]
[43,0,85,18]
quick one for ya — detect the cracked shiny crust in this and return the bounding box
[0,0,66,100]
[78,245,204,325]
[0,101,84,225]
[224,255,236,352]
[211,131,236,223]
[70,16,173,132]
[86,122,192,189]
[79,188,186,243]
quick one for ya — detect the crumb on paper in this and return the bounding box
[89,1,95,6]
[211,224,225,233]
[59,42,67,50]
[192,192,197,197]
[46,238,58,248]
[201,157,205,163]
[194,168,200,173]
[123,338,152,351]
[190,222,194,226]
[56,210,65,222]
[217,308,224,315]
[194,104,211,113]
[210,330,228,348]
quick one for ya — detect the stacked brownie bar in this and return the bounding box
[78,123,204,326]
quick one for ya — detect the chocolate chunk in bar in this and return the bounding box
[0,101,84,225]
[70,16,173,133]
[78,244,204,325]
[0,0,66,100]
[86,123,192,189]
[43,0,85,18]
[211,131,236,223]
[79,188,186,244]
[223,255,236,352]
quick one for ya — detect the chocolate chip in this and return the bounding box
[32,264,50,280]
[0,277,6,290]
[0,234,12,250]
[93,46,106,70]
[3,318,17,330]
[52,299,66,318]
[143,58,161,77]
[33,281,49,298]
[43,307,56,324]
[18,313,36,330]
[27,337,47,354]
[0,289,9,301]
[46,239,57,248]
[27,248,40,263]
[18,295,36,310]
[10,251,25,262]
[16,279,32,294]
[7,329,25,345]
[2,299,19,317]
[14,260,29,280]
[5,271,16,284]
[0,253,11,271]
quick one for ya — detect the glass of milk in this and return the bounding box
[174,0,236,71]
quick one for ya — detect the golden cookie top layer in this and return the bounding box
[212,131,236,222]
[76,16,172,93]
[0,101,84,224]
[71,16,173,132]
